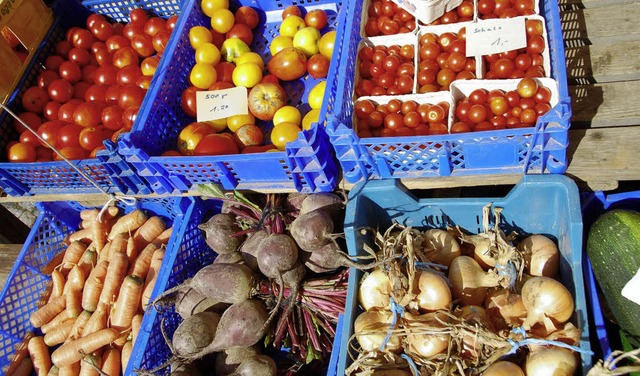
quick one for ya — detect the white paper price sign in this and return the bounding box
[196,86,248,122]
[466,17,527,57]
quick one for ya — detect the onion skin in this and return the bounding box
[422,229,462,267]
[485,289,527,330]
[518,234,560,278]
[354,310,402,353]
[449,256,500,306]
[359,269,392,311]
[482,361,524,376]
[525,347,578,376]
[521,276,574,331]
[415,271,452,312]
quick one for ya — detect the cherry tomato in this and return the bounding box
[57,123,83,148]
[7,142,37,162]
[102,105,125,131]
[48,79,74,103]
[79,126,105,151]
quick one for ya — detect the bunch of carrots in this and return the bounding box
[7,207,172,376]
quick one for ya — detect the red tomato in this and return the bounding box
[37,120,66,147]
[130,34,155,58]
[193,133,240,156]
[14,112,42,133]
[118,84,146,109]
[235,6,259,29]
[225,23,253,46]
[37,70,61,90]
[57,123,84,148]
[101,105,125,131]
[180,86,200,117]
[59,61,82,83]
[54,146,88,160]
[79,127,106,151]
[7,142,37,162]
[73,81,91,100]
[90,20,114,42]
[22,86,49,113]
[106,35,129,52]
[48,79,74,103]
[129,8,149,26]
[20,130,40,148]
[73,102,102,127]
[42,101,62,121]
[117,65,143,86]
[144,17,166,37]
[58,99,83,122]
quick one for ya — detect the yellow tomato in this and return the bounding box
[204,117,228,132]
[210,8,235,34]
[269,36,294,56]
[190,63,217,89]
[201,0,228,17]
[189,26,213,49]
[235,52,265,70]
[308,80,326,110]
[195,43,221,65]
[232,63,263,88]
[319,30,336,59]
[279,15,306,38]
[227,113,255,132]
[272,105,302,126]
[302,108,320,130]
[271,122,301,150]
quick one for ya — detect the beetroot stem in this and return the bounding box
[303,308,322,352]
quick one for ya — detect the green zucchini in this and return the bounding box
[587,208,640,341]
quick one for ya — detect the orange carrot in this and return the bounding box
[63,266,85,295]
[79,353,101,376]
[42,251,66,275]
[44,320,75,347]
[58,241,88,276]
[81,303,109,338]
[80,209,100,221]
[6,332,34,376]
[67,310,92,341]
[41,310,75,335]
[49,270,66,302]
[57,362,80,376]
[132,216,165,252]
[31,296,66,328]
[131,313,143,346]
[39,283,53,309]
[152,227,173,246]
[81,260,108,312]
[65,290,84,320]
[68,228,92,245]
[96,241,111,264]
[128,242,158,280]
[141,248,164,309]
[108,210,148,241]
[107,233,129,260]
[125,236,138,265]
[76,248,97,278]
[120,340,132,373]
[47,365,59,376]
[91,217,110,255]
[9,356,33,376]
[28,336,52,375]
[110,275,144,333]
[100,347,120,376]
[51,328,119,367]
[98,252,128,306]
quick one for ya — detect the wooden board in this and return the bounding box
[0,244,21,291]
[562,3,640,45]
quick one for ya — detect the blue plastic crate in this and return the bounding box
[0,196,197,374]
[338,174,592,375]
[117,0,343,194]
[325,0,570,184]
[581,189,640,366]
[0,0,184,196]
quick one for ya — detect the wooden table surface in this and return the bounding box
[1,0,639,287]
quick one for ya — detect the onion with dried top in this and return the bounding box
[403,312,450,359]
[518,234,560,278]
[449,256,500,306]
[521,276,574,332]
[415,270,452,312]
[422,229,462,267]
[482,360,525,376]
[354,310,402,353]
[525,347,578,376]
[359,269,392,311]
[485,289,527,329]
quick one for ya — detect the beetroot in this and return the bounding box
[214,251,245,265]
[290,209,335,251]
[229,355,277,376]
[198,213,245,254]
[185,299,269,360]
[299,193,343,216]
[215,346,261,375]
[172,312,220,357]
[301,242,389,273]
[175,288,227,319]
[256,234,299,280]
[239,230,269,272]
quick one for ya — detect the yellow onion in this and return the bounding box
[485,289,527,329]
[518,234,560,278]
[461,233,495,270]
[521,276,574,332]
[403,312,450,359]
[422,229,461,267]
[455,305,495,360]
[354,310,402,353]
[448,256,500,306]
[482,361,525,376]
[359,269,392,311]
[525,347,578,376]
[415,270,452,312]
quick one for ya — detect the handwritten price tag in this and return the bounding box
[465,18,527,57]
[196,86,248,122]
